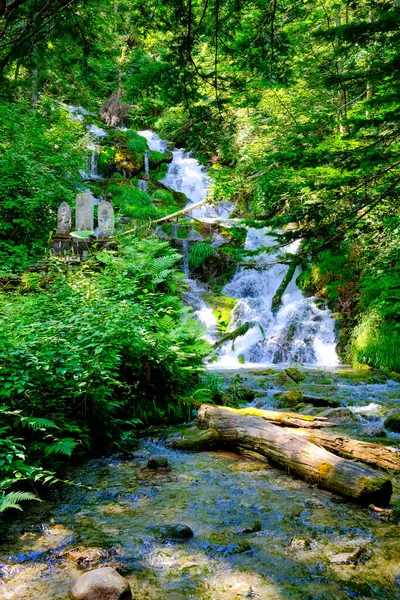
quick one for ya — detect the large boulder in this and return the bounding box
[70,567,132,600]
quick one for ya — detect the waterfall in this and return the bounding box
[137,130,339,367]
[138,179,148,191]
[79,124,107,181]
[214,229,339,368]
[144,150,150,176]
[181,239,189,277]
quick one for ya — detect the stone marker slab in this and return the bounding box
[56,201,72,234]
[98,200,115,237]
[76,193,94,231]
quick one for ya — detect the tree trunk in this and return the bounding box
[154,198,209,223]
[288,428,400,472]
[197,405,392,506]
[221,406,337,428]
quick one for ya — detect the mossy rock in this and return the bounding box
[285,367,305,383]
[114,148,144,177]
[203,294,237,331]
[276,390,304,407]
[149,149,173,169]
[147,176,187,206]
[384,412,400,433]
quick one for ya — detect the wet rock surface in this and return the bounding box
[70,567,132,600]
[149,524,194,542]
[1,368,400,600]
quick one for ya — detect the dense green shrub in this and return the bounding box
[0,237,209,508]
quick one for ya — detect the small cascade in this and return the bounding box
[144,150,150,176]
[213,228,339,368]
[181,239,190,277]
[138,179,148,191]
[79,124,107,181]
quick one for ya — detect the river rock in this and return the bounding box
[276,390,303,407]
[318,407,359,424]
[147,455,169,469]
[150,524,194,542]
[329,546,371,565]
[70,566,132,600]
[384,411,400,433]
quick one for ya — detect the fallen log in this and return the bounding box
[289,428,400,472]
[154,198,210,224]
[224,406,337,429]
[198,405,392,506]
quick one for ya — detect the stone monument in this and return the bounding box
[76,193,94,231]
[56,201,72,234]
[98,201,115,238]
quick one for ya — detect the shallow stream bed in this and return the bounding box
[1,369,400,600]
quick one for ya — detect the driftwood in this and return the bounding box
[198,405,392,506]
[154,198,209,224]
[224,407,337,429]
[289,428,400,472]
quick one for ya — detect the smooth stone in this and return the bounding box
[147,455,169,469]
[329,546,371,565]
[319,407,359,424]
[150,524,194,541]
[70,566,132,600]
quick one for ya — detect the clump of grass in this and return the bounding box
[189,242,215,269]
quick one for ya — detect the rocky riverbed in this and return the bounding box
[1,368,400,600]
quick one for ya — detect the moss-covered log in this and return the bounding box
[271,258,300,313]
[213,321,254,350]
[197,404,393,506]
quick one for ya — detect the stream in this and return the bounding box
[1,132,400,600]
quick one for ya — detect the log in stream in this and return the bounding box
[197,405,393,506]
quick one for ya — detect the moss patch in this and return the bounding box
[204,294,237,331]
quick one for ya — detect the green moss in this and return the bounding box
[276,390,303,407]
[285,367,305,383]
[384,413,400,433]
[238,354,246,364]
[271,258,300,312]
[203,294,237,331]
[214,321,254,349]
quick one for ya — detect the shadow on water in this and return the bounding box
[0,436,400,600]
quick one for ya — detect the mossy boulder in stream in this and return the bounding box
[203,294,237,331]
[384,412,400,433]
[285,367,305,383]
[276,390,304,407]
[70,566,132,600]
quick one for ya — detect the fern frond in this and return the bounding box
[44,438,77,457]
[0,491,41,512]
[18,417,58,430]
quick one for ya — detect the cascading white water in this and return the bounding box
[138,130,339,367]
[214,228,339,367]
[80,123,108,181]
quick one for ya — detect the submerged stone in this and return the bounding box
[150,524,194,542]
[147,455,170,469]
[70,566,132,600]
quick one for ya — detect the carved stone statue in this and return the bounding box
[98,201,115,237]
[56,201,72,234]
[76,193,94,231]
